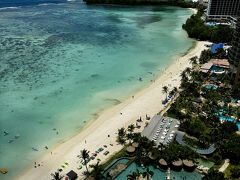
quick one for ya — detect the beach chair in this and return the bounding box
[77,165,82,170]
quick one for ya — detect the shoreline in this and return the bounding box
[15,40,208,180]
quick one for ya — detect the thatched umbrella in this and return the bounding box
[148,152,157,160]
[126,146,135,153]
[159,159,168,166]
[132,142,139,148]
[172,159,183,167]
[183,160,195,168]
[183,159,195,171]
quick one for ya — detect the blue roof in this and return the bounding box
[211,43,224,54]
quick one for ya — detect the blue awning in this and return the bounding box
[211,43,224,54]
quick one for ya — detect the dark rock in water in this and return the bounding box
[90,74,100,78]
[104,98,121,105]
[8,140,14,143]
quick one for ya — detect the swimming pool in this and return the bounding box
[103,158,130,177]
[220,116,240,130]
[115,162,202,180]
[210,65,224,72]
[204,85,217,90]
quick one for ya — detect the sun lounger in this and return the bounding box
[77,165,82,170]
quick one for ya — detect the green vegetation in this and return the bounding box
[78,149,90,174]
[162,86,169,101]
[89,162,104,180]
[50,172,64,180]
[202,168,226,180]
[199,48,226,64]
[165,49,240,177]
[83,0,198,7]
[183,135,208,149]
[182,7,233,43]
[127,168,154,180]
[225,164,240,180]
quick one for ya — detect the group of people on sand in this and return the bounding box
[34,162,43,168]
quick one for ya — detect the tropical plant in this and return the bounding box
[117,127,126,145]
[51,172,64,180]
[90,162,104,180]
[230,166,240,178]
[190,56,198,66]
[78,149,90,174]
[127,124,135,134]
[162,86,169,101]
[202,168,226,180]
[142,167,154,180]
[127,169,141,180]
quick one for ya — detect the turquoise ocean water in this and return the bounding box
[0,2,194,179]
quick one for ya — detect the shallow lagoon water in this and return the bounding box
[0,1,194,179]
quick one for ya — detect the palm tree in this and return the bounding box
[128,124,135,134]
[90,162,103,180]
[142,168,154,180]
[190,56,198,66]
[127,172,137,180]
[162,86,169,101]
[117,127,126,145]
[127,169,141,180]
[51,172,64,180]
[185,67,191,75]
[118,127,126,137]
[180,71,187,81]
[127,124,135,144]
[78,149,90,174]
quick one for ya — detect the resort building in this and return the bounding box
[200,62,213,73]
[229,17,240,84]
[200,59,230,74]
[205,0,240,26]
[212,59,230,69]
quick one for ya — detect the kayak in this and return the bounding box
[32,147,38,151]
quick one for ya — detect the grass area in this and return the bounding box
[183,135,208,149]
[100,147,127,170]
[224,164,240,180]
[196,158,214,168]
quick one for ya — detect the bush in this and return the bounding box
[211,152,222,165]
[182,11,233,43]
[230,166,240,178]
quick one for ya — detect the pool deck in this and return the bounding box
[103,157,134,179]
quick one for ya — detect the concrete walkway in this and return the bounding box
[219,159,230,172]
[176,131,216,155]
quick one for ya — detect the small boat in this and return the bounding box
[32,147,38,151]
[15,134,20,139]
[8,140,14,143]
[0,168,8,174]
[3,131,9,136]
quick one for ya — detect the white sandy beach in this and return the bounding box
[15,40,207,180]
